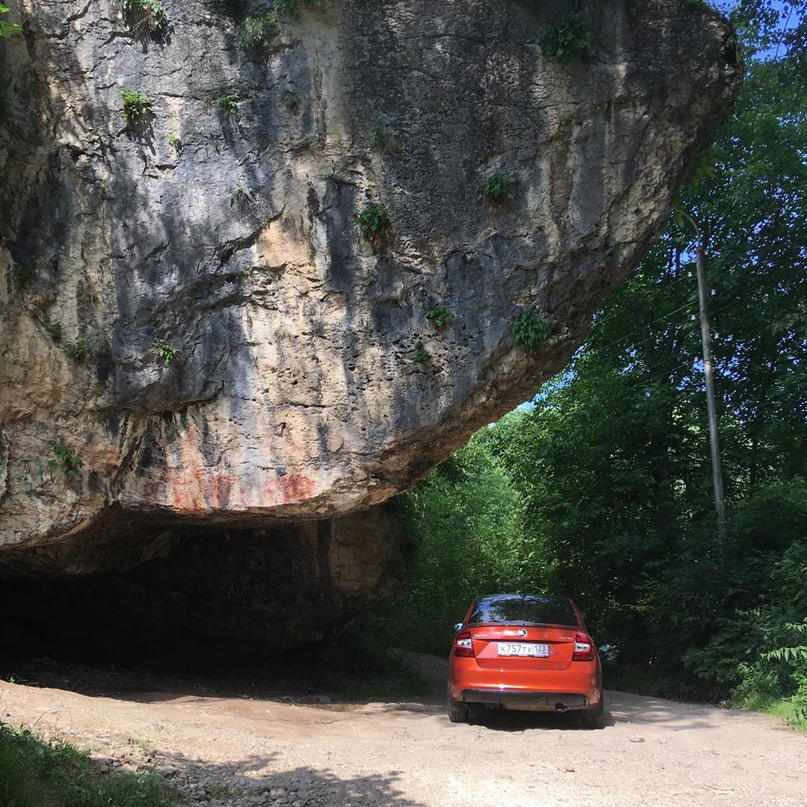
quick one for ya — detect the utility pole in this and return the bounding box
[684,212,726,536]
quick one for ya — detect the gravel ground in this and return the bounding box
[1,654,805,807]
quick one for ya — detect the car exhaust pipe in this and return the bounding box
[555,703,566,714]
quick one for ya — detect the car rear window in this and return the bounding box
[469,595,578,627]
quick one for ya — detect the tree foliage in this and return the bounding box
[0,3,20,38]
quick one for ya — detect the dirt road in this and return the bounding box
[1,655,805,807]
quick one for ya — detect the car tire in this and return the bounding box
[447,689,470,723]
[581,694,605,730]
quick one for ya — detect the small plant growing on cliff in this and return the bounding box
[11,263,34,290]
[410,340,430,364]
[45,322,63,342]
[167,132,181,150]
[214,94,240,117]
[49,445,83,478]
[238,12,278,49]
[355,203,393,243]
[476,174,516,205]
[274,0,322,17]
[281,91,300,112]
[64,339,90,362]
[426,306,454,330]
[121,0,167,33]
[232,183,256,205]
[121,90,152,126]
[370,124,401,154]
[154,339,179,366]
[538,14,592,66]
[513,312,551,354]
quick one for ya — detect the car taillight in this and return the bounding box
[572,633,596,662]
[453,630,474,657]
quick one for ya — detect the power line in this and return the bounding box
[590,298,700,355]
[591,271,697,329]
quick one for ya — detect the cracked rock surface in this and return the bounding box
[1,0,740,570]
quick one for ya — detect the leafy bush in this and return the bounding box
[475,174,515,205]
[512,311,550,353]
[11,264,34,290]
[154,339,179,366]
[538,13,592,66]
[237,12,278,49]
[63,339,90,362]
[410,340,429,363]
[232,183,256,204]
[274,0,322,17]
[120,90,152,126]
[370,124,400,153]
[121,0,167,33]
[49,445,83,478]
[281,91,300,111]
[45,322,63,342]
[426,306,454,330]
[355,202,393,243]
[213,94,239,116]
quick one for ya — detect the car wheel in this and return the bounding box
[447,689,470,723]
[581,694,604,730]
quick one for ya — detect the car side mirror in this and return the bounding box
[453,623,463,633]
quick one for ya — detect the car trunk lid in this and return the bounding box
[469,625,578,671]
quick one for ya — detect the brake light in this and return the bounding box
[453,630,474,657]
[572,633,595,662]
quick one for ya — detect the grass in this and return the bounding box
[740,694,807,731]
[0,723,176,807]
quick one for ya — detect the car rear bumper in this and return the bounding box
[448,657,601,711]
[460,689,590,711]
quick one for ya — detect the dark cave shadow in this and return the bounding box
[0,652,441,717]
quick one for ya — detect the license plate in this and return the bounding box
[497,642,550,657]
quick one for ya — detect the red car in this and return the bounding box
[447,593,604,728]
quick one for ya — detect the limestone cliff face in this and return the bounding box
[1,0,740,570]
